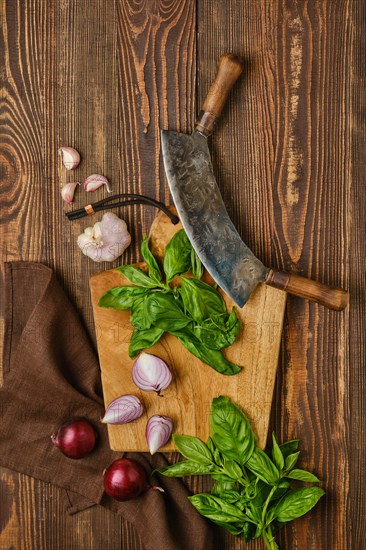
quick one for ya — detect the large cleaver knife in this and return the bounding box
[161,54,349,311]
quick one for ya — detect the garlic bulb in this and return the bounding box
[77,212,131,262]
[59,147,80,170]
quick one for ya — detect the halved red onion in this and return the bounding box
[132,352,172,394]
[146,415,173,454]
[101,394,144,425]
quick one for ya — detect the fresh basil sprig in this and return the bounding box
[158,396,325,550]
[98,230,242,375]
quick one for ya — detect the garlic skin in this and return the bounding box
[59,147,80,170]
[61,182,80,204]
[84,174,112,193]
[77,212,131,262]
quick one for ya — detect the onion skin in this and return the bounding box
[103,458,150,501]
[132,352,172,394]
[51,418,97,459]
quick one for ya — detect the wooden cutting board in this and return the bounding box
[90,209,287,451]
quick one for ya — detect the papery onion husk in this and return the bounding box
[132,352,172,394]
[101,394,144,425]
[146,415,173,454]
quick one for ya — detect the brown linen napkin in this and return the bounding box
[0,262,223,550]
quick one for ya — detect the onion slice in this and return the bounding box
[146,415,173,454]
[101,394,144,425]
[132,352,172,394]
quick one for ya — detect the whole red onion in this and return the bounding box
[103,458,164,501]
[51,417,97,459]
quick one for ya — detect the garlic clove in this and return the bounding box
[84,174,112,193]
[77,212,131,262]
[146,415,173,454]
[61,181,80,204]
[59,147,81,170]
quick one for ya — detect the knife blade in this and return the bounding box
[161,54,349,311]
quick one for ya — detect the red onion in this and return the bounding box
[103,458,164,501]
[146,415,173,454]
[51,418,96,459]
[101,395,144,424]
[132,352,172,394]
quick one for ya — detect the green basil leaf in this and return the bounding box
[163,230,192,281]
[98,286,149,310]
[117,265,158,288]
[180,277,226,323]
[243,521,255,542]
[272,433,285,471]
[195,310,241,350]
[284,451,300,473]
[130,296,151,330]
[219,490,242,503]
[140,236,162,283]
[246,448,280,485]
[213,448,224,467]
[128,326,164,358]
[188,493,249,523]
[279,439,299,459]
[211,520,244,536]
[144,293,190,331]
[271,481,291,502]
[271,487,325,523]
[286,469,321,483]
[206,436,215,454]
[250,480,271,508]
[171,329,241,376]
[211,480,239,495]
[223,459,244,481]
[158,460,214,477]
[211,473,237,482]
[173,434,213,465]
[191,248,203,279]
[210,396,256,465]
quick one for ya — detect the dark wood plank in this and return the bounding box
[348,0,366,547]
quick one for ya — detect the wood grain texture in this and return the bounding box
[0,0,364,549]
[89,209,286,452]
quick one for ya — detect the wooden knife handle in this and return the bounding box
[266,270,349,311]
[196,53,243,136]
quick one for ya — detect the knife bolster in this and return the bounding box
[265,269,349,311]
[196,110,217,136]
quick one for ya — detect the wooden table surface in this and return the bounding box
[1,1,365,549]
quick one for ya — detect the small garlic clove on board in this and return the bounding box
[84,174,112,193]
[77,212,131,262]
[59,147,81,170]
[61,182,80,204]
